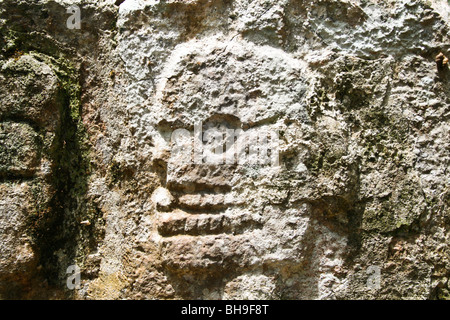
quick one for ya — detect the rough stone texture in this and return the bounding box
[0,0,448,300]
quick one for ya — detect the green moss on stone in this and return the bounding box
[362,181,423,233]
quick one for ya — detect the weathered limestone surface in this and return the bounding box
[0,0,448,299]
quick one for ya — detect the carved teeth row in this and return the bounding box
[156,211,262,237]
[177,193,243,210]
[153,186,245,212]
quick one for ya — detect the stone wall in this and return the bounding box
[0,0,448,299]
